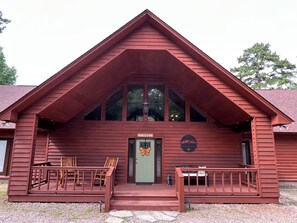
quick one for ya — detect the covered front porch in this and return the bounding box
[29,165,259,212]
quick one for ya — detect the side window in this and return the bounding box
[169,89,185,122]
[84,104,101,121]
[106,89,123,121]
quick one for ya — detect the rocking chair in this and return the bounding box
[94,156,119,186]
[59,156,80,187]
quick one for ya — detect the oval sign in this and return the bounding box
[181,135,197,152]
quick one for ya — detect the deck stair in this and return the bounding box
[110,184,180,211]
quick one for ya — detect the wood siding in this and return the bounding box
[28,24,263,122]
[33,131,48,163]
[0,129,15,138]
[46,117,242,184]
[275,134,297,181]
[251,117,279,198]
[8,113,37,196]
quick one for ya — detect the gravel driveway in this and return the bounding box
[1,181,297,223]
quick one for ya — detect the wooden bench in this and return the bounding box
[179,165,208,185]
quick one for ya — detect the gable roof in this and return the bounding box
[257,90,297,133]
[0,10,292,126]
[0,85,35,129]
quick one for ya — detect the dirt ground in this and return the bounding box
[0,180,297,223]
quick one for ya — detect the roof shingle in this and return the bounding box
[257,90,297,133]
[0,85,35,129]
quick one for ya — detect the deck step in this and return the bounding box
[110,199,179,211]
[112,194,178,201]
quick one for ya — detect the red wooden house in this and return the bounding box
[257,90,297,182]
[0,85,35,177]
[0,10,295,211]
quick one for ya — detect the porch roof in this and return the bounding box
[0,10,292,126]
[0,85,35,129]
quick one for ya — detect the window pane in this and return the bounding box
[0,140,8,172]
[84,104,101,120]
[190,105,207,122]
[128,139,135,178]
[127,85,144,121]
[169,89,185,122]
[156,139,162,178]
[148,85,164,121]
[106,89,123,121]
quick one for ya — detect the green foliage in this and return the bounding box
[0,47,17,85]
[231,43,297,89]
[0,11,10,33]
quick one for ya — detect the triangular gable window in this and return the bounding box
[169,89,185,122]
[106,88,123,121]
[190,105,207,122]
[84,104,101,121]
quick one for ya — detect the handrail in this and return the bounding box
[180,167,259,195]
[175,167,185,212]
[31,162,52,186]
[30,166,110,193]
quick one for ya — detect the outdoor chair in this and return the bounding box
[94,156,119,186]
[59,156,80,187]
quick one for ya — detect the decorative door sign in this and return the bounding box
[180,135,197,152]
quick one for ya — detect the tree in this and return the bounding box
[0,11,10,33]
[231,43,297,89]
[0,10,17,84]
[0,47,17,85]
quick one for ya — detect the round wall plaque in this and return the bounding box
[180,135,197,152]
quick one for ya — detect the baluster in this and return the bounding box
[239,172,242,192]
[187,172,190,192]
[38,169,41,190]
[247,171,250,192]
[82,170,85,191]
[213,172,216,192]
[196,172,199,192]
[230,172,233,194]
[222,172,225,192]
[46,169,50,191]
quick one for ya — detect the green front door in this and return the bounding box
[135,139,155,183]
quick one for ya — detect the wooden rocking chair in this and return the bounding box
[59,156,80,187]
[94,156,119,186]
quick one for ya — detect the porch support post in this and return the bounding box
[8,113,38,199]
[251,117,279,202]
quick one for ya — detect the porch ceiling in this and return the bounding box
[39,49,251,125]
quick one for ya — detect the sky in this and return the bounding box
[1,0,297,85]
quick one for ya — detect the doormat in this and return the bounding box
[136,183,153,185]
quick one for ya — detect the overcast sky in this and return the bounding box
[1,0,297,85]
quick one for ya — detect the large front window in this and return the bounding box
[83,83,207,122]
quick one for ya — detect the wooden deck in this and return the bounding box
[27,165,262,211]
